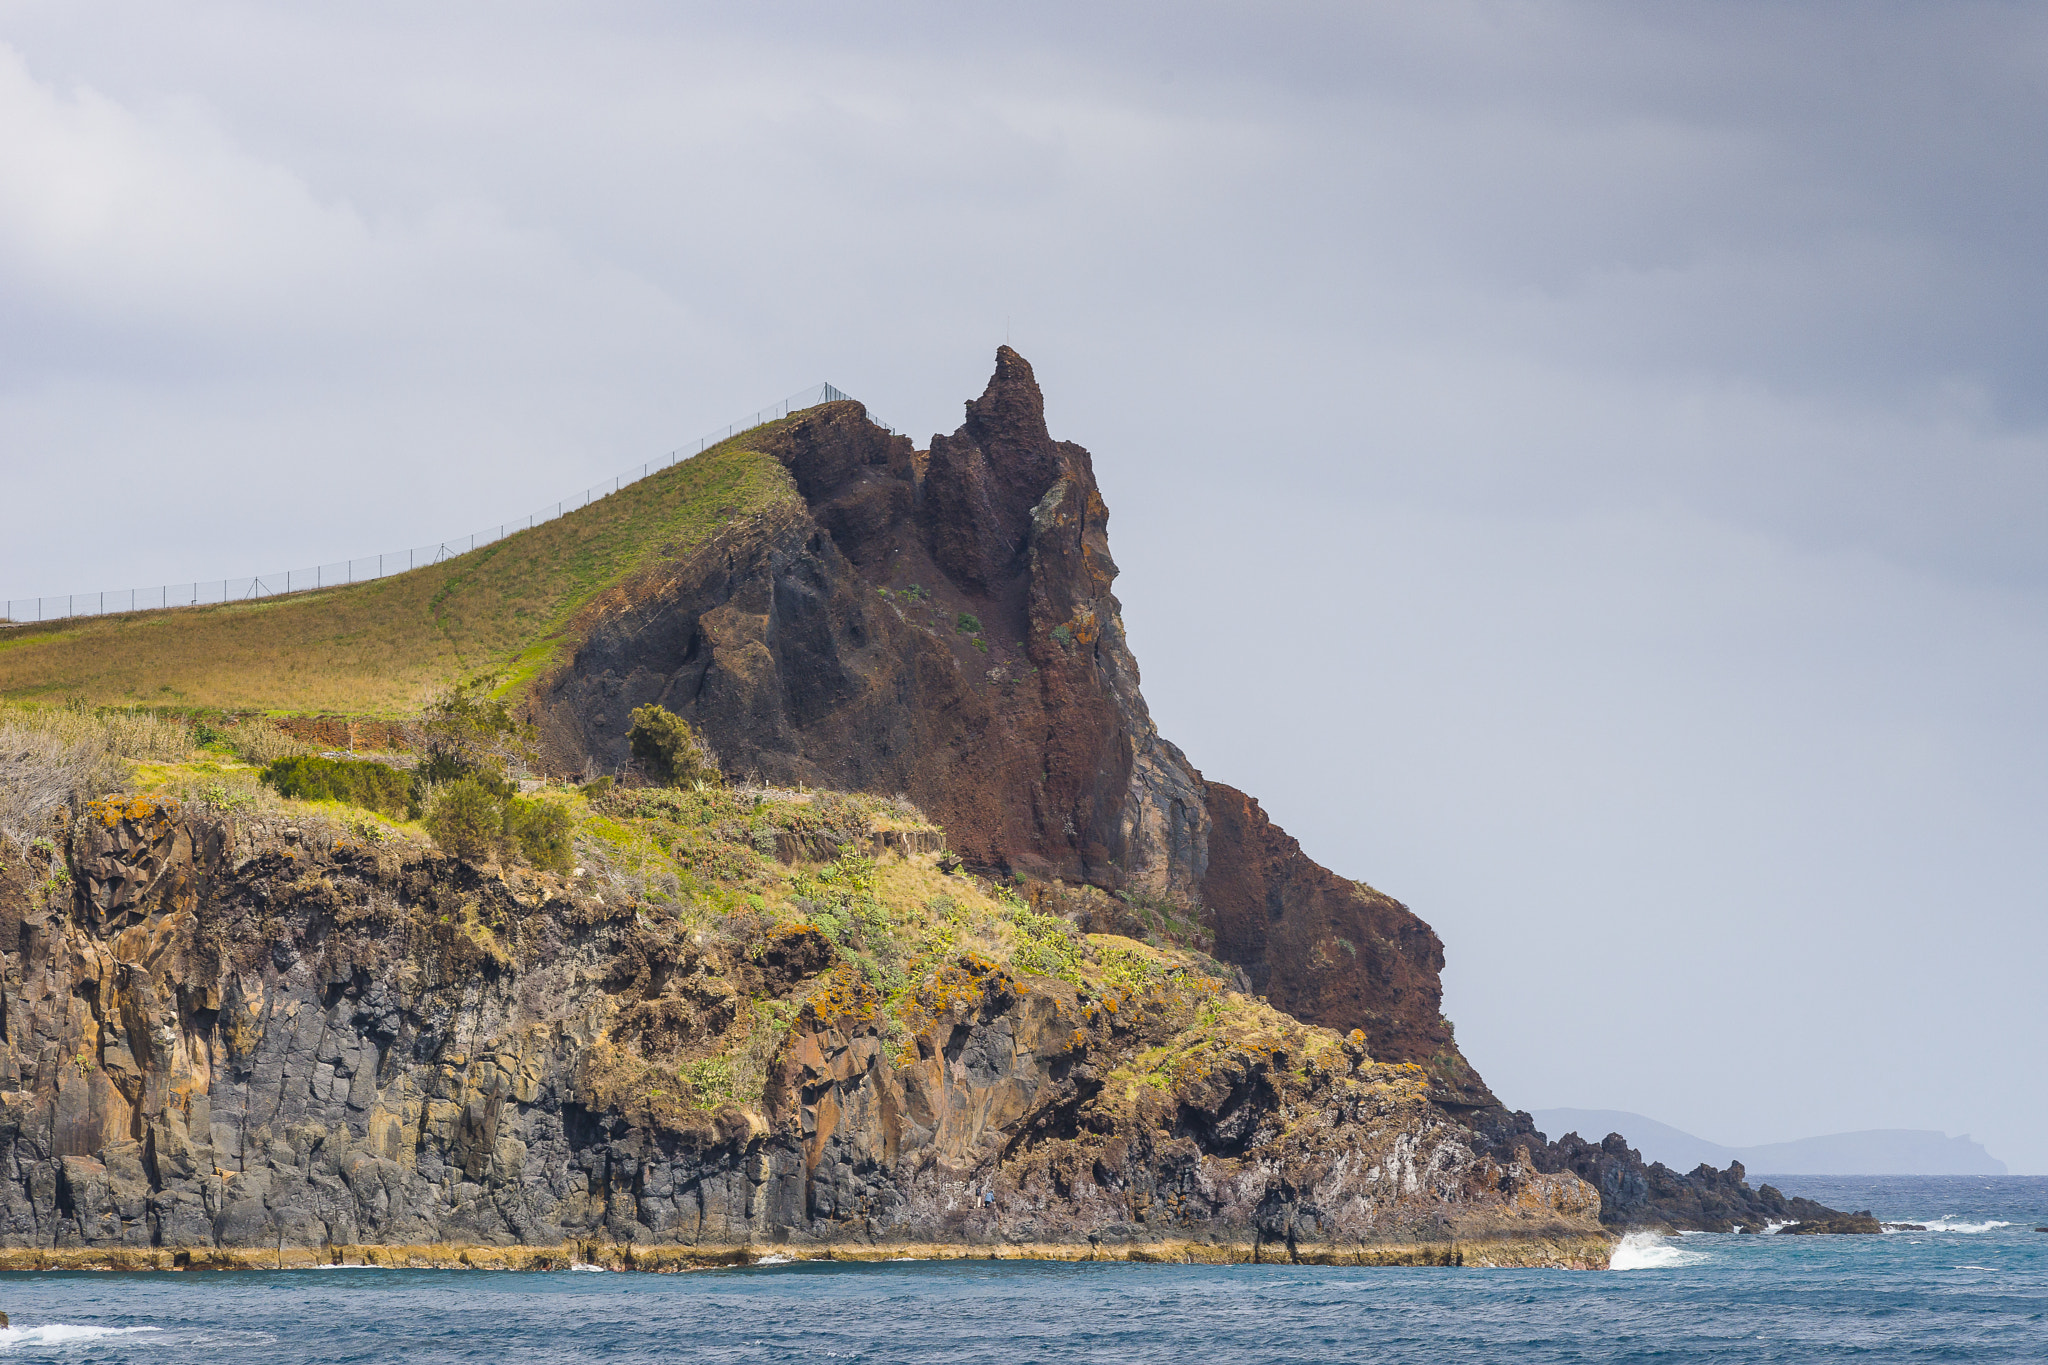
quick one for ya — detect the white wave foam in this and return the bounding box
[568,1263,609,1272]
[752,1254,793,1266]
[1909,1217,2011,1235]
[1954,1264,1996,1271]
[1609,1232,1708,1270]
[0,1324,162,1348]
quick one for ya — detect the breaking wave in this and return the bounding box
[1901,1217,2011,1235]
[1609,1233,1708,1270]
[0,1324,162,1349]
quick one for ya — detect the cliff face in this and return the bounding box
[0,800,1604,1266]
[537,350,1488,1102]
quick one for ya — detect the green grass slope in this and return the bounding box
[0,425,805,715]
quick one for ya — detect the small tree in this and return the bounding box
[414,676,534,787]
[628,704,721,787]
[424,776,505,861]
[505,796,573,873]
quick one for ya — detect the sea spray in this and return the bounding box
[1609,1232,1709,1270]
[0,1325,163,1347]
[1903,1217,2012,1235]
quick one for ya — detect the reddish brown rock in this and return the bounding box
[1202,784,1491,1105]
[536,349,1481,1091]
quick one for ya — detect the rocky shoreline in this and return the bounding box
[0,1232,1616,1273]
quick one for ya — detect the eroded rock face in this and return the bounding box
[534,350,1476,1088]
[762,957,1588,1255]
[0,802,1601,1262]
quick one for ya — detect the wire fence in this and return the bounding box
[2,382,880,626]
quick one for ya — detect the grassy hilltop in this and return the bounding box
[0,425,802,715]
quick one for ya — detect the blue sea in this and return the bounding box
[0,1177,2041,1362]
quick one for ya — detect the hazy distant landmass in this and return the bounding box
[1530,1110,2008,1176]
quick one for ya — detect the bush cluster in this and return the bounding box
[255,680,572,873]
[260,756,412,819]
[421,777,572,873]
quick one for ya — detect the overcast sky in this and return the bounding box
[4,2,2044,1169]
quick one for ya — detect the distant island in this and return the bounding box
[1531,1110,2007,1176]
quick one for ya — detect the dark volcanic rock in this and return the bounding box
[535,349,1480,1090]
[0,800,1605,1263]
[1471,1111,1857,1232]
[1778,1213,1882,1235]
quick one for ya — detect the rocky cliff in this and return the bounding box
[0,797,1607,1268]
[536,349,1487,1105]
[0,350,1847,1265]
[523,350,1866,1239]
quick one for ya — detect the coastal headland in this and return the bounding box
[0,352,1858,1269]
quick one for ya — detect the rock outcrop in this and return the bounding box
[1777,1212,1881,1235]
[0,798,1606,1267]
[536,350,1485,1101]
[1470,1111,1859,1233]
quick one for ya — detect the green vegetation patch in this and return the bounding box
[628,704,721,788]
[0,426,804,715]
[260,756,412,820]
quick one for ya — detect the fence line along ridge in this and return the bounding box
[3,382,879,626]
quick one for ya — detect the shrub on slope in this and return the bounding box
[260,756,413,819]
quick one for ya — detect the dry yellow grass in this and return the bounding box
[0,701,199,762]
[0,427,802,715]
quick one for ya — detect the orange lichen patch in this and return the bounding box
[803,964,881,1029]
[86,794,170,828]
[895,954,1012,1038]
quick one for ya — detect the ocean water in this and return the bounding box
[0,1176,2041,1362]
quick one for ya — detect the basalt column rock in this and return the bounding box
[0,800,1615,1265]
